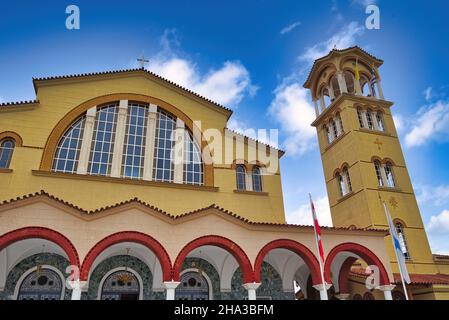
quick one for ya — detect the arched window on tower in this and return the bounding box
[321,87,331,108]
[343,167,352,193]
[330,119,338,141]
[336,112,344,134]
[357,108,365,128]
[236,165,246,191]
[252,166,262,192]
[0,139,15,169]
[344,71,355,94]
[395,222,411,260]
[331,76,341,98]
[324,124,332,144]
[366,109,375,130]
[360,76,371,96]
[374,160,384,187]
[384,162,396,188]
[375,111,385,131]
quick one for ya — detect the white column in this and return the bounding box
[243,283,261,300]
[77,106,97,175]
[173,119,185,184]
[376,80,385,100]
[245,170,253,191]
[313,283,333,300]
[143,104,158,181]
[354,77,362,95]
[313,99,319,118]
[0,249,7,292]
[110,100,128,178]
[328,84,335,101]
[335,293,351,300]
[337,71,348,94]
[378,284,395,300]
[163,281,180,300]
[69,280,87,300]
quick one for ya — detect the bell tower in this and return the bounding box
[304,47,437,276]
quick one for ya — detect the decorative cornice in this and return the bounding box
[0,190,388,235]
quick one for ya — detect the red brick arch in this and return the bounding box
[0,226,80,271]
[254,239,322,285]
[173,235,254,283]
[80,231,172,281]
[324,242,390,286]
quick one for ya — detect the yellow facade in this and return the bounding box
[0,70,285,223]
[305,47,449,298]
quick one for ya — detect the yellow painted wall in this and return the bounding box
[0,73,285,223]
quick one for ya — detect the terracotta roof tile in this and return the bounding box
[32,68,232,114]
[0,190,387,234]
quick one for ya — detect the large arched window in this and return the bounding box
[53,116,85,173]
[236,165,246,191]
[51,102,203,185]
[18,268,63,300]
[0,139,15,169]
[252,166,262,192]
[153,110,176,182]
[88,104,119,176]
[395,222,411,260]
[184,131,204,185]
[122,103,148,179]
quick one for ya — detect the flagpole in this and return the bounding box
[381,201,409,300]
[309,193,328,300]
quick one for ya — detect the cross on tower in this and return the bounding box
[137,54,149,69]
[374,138,383,151]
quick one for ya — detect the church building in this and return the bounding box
[0,46,448,300]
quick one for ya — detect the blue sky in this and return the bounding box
[1,1,449,253]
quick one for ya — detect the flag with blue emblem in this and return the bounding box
[384,202,411,284]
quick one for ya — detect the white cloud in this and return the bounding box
[0,96,3,103]
[427,210,449,234]
[280,21,301,35]
[424,87,433,101]
[405,100,449,147]
[416,184,449,206]
[268,83,316,156]
[393,114,405,132]
[142,29,256,108]
[299,21,364,63]
[286,196,333,227]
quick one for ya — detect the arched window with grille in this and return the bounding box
[384,162,396,187]
[88,104,119,176]
[366,109,374,130]
[336,112,344,134]
[330,119,338,140]
[374,160,384,187]
[184,130,204,185]
[324,124,332,144]
[375,111,385,131]
[0,139,15,169]
[236,165,246,191]
[395,222,411,260]
[50,101,203,186]
[336,172,347,196]
[252,166,262,192]
[343,167,352,193]
[53,116,85,173]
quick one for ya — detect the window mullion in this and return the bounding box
[76,106,97,174]
[110,100,128,178]
[143,104,158,181]
[173,119,185,184]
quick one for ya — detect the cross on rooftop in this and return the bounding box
[137,54,149,69]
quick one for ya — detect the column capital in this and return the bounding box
[335,293,351,300]
[86,106,97,118]
[149,103,158,113]
[67,280,88,291]
[163,281,181,290]
[176,118,185,129]
[243,282,261,291]
[312,283,333,291]
[119,99,128,110]
[377,284,396,291]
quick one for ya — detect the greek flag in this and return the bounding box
[384,203,411,284]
